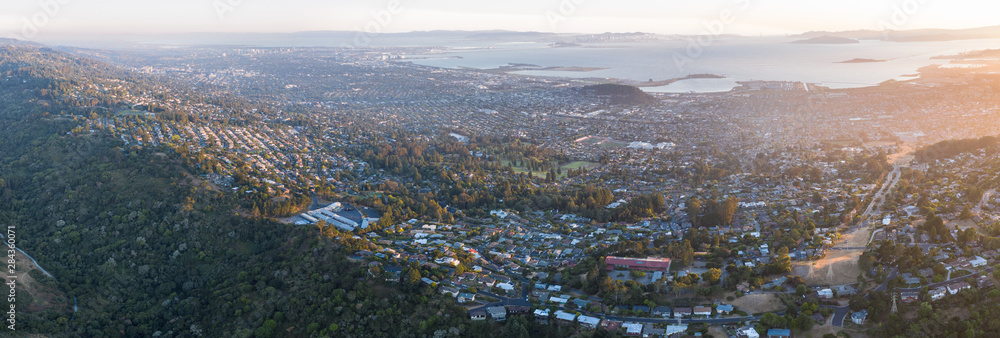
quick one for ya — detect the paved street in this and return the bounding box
[829,306,850,327]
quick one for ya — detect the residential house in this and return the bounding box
[818,288,834,299]
[533,309,550,323]
[578,315,601,329]
[971,256,988,268]
[487,306,507,321]
[460,272,479,282]
[652,306,671,317]
[497,282,515,292]
[623,322,644,336]
[439,286,460,297]
[458,293,476,303]
[507,306,530,315]
[666,325,688,337]
[737,281,751,293]
[834,285,859,296]
[717,304,735,314]
[435,257,460,266]
[948,281,971,295]
[600,320,623,332]
[930,287,947,301]
[851,309,868,325]
[673,307,692,318]
[632,305,650,315]
[469,309,487,321]
[554,310,578,325]
[978,275,995,288]
[900,291,919,302]
[767,329,792,338]
[740,327,760,338]
[762,277,787,289]
[642,325,665,337]
[693,306,712,317]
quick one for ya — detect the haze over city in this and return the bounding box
[2,0,1000,39]
[2,1,1000,337]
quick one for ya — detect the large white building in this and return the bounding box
[577,315,601,329]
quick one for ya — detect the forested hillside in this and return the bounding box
[914,136,999,162]
[581,84,658,105]
[0,47,477,337]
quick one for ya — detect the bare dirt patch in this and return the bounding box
[729,293,785,314]
[888,144,914,165]
[707,326,729,337]
[793,250,862,286]
[807,323,870,338]
[794,228,868,286]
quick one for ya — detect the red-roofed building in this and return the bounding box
[600,320,623,332]
[605,256,672,273]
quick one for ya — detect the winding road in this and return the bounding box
[472,291,763,325]
[470,250,759,325]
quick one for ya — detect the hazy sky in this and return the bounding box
[1,0,998,39]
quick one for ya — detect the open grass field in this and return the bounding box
[598,141,630,149]
[575,136,629,149]
[509,166,549,179]
[502,159,602,179]
[562,161,602,170]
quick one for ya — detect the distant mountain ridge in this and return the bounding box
[792,25,1000,42]
[0,38,41,47]
[15,25,1000,48]
[22,30,683,49]
[791,36,859,44]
